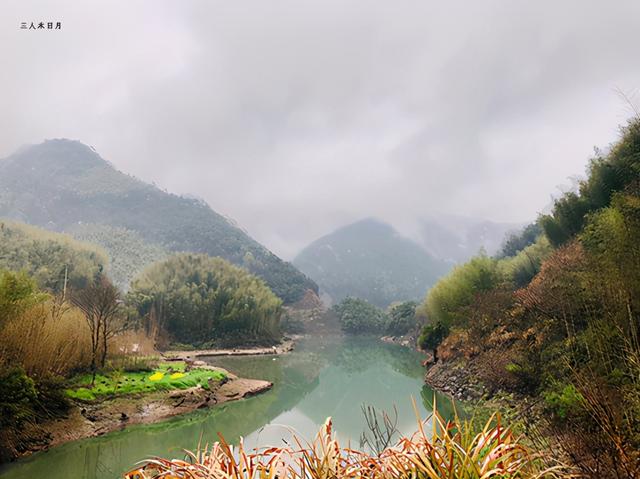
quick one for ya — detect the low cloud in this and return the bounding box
[2,0,639,257]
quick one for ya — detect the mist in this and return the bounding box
[2,0,640,257]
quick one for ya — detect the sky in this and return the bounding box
[2,0,640,259]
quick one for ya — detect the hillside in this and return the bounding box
[0,220,107,293]
[419,119,640,476]
[293,218,450,307]
[0,139,317,302]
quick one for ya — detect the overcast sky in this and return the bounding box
[2,1,640,258]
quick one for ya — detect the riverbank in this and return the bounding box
[423,357,549,453]
[163,338,296,360]
[3,365,272,462]
[424,358,487,402]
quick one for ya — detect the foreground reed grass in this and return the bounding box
[125,403,573,479]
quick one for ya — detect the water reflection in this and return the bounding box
[0,336,452,479]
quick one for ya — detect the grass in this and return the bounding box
[125,400,574,479]
[66,361,226,401]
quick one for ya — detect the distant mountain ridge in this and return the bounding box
[0,139,317,302]
[293,218,450,307]
[416,216,522,264]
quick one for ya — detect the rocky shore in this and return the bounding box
[424,358,487,402]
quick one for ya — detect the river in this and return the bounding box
[0,336,453,479]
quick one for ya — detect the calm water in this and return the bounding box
[0,336,453,479]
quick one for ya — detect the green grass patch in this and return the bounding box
[65,362,225,401]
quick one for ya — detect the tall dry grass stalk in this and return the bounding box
[125,402,574,479]
[0,300,92,377]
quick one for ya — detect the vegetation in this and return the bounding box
[540,120,640,246]
[0,139,317,302]
[0,270,91,460]
[331,297,388,334]
[0,220,107,294]
[294,218,449,307]
[385,301,418,336]
[418,254,501,328]
[71,274,126,383]
[126,406,568,479]
[66,362,225,401]
[128,253,283,346]
[70,223,169,291]
[497,222,542,258]
[418,118,640,476]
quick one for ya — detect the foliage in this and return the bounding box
[0,368,37,429]
[543,383,585,420]
[419,118,640,476]
[70,223,169,291]
[385,301,418,336]
[418,254,501,328]
[0,220,107,294]
[294,218,449,307]
[498,236,552,288]
[498,222,543,258]
[128,253,283,345]
[126,406,569,479]
[0,282,92,378]
[541,119,640,246]
[0,270,47,327]
[417,322,449,353]
[0,139,317,303]
[331,297,388,334]
[66,362,225,401]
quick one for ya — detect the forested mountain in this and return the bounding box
[0,139,317,302]
[71,224,168,291]
[0,220,107,293]
[293,218,449,307]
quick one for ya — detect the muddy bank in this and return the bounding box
[163,338,295,360]
[7,367,272,461]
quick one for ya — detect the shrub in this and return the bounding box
[418,254,501,329]
[0,368,37,429]
[543,383,585,420]
[331,297,388,334]
[385,301,417,336]
[417,321,448,356]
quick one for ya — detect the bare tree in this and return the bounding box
[359,404,399,456]
[71,275,123,384]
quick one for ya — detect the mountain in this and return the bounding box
[0,139,317,302]
[293,218,450,307]
[416,215,522,264]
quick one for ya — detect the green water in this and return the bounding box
[0,336,452,479]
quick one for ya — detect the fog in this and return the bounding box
[2,0,640,257]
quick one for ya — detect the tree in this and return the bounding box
[386,301,418,336]
[332,297,388,334]
[71,274,123,383]
[128,254,283,345]
[417,322,448,363]
[497,222,542,258]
